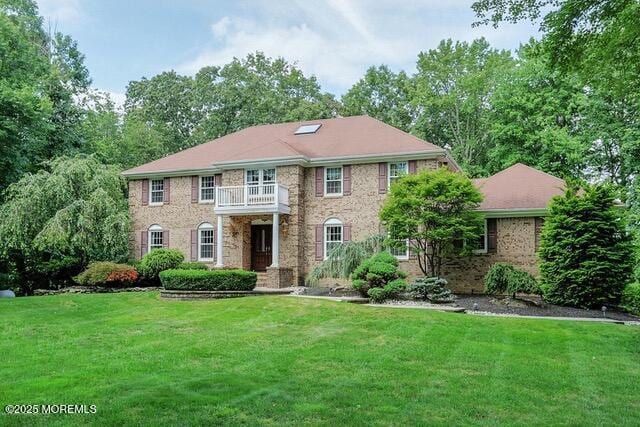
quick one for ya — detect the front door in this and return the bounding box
[251,225,272,271]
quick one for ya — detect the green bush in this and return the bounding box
[367,279,406,303]
[621,283,640,315]
[178,262,209,270]
[484,263,539,296]
[138,249,184,283]
[351,251,406,297]
[159,269,257,291]
[74,262,138,287]
[539,184,635,308]
[408,277,453,302]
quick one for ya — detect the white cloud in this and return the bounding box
[176,0,540,94]
[106,91,126,112]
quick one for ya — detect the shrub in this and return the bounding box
[621,283,640,316]
[351,251,406,297]
[408,277,453,302]
[539,184,635,308]
[484,263,539,296]
[178,262,209,270]
[367,279,406,303]
[74,262,138,287]
[138,249,184,283]
[159,269,257,291]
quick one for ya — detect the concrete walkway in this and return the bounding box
[287,294,370,304]
[367,303,466,313]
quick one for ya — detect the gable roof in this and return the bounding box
[474,163,566,211]
[123,115,448,177]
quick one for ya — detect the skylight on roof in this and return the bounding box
[294,124,321,135]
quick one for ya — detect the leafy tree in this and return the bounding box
[538,183,635,308]
[0,0,91,191]
[380,168,484,277]
[486,41,588,178]
[412,38,514,176]
[472,0,640,97]
[341,65,415,132]
[0,155,129,294]
[191,52,338,142]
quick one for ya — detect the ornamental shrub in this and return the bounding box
[367,279,406,303]
[74,262,138,287]
[138,249,184,283]
[351,251,406,297]
[159,269,257,291]
[178,262,209,270]
[484,263,539,296]
[408,277,453,302]
[539,184,635,308]
[621,283,640,316]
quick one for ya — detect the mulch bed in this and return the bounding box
[454,295,639,321]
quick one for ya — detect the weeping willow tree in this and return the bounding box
[306,235,385,285]
[0,155,129,294]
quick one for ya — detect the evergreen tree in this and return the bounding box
[539,184,635,308]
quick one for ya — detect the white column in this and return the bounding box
[271,212,279,268]
[215,214,224,268]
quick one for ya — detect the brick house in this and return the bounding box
[123,115,565,292]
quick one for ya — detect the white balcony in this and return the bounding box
[214,184,290,215]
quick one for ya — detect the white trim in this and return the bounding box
[324,166,343,196]
[388,161,408,188]
[198,176,216,204]
[197,222,215,262]
[323,218,343,260]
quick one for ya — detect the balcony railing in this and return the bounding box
[215,184,289,210]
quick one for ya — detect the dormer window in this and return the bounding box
[294,124,321,135]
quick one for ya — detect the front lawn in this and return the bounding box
[1,293,639,425]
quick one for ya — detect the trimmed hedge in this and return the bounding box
[159,269,257,291]
[621,283,640,315]
[178,262,209,270]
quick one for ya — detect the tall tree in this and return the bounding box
[0,0,91,191]
[191,52,338,142]
[412,38,514,176]
[341,65,414,132]
[472,0,640,97]
[486,41,587,178]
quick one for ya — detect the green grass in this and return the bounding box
[1,293,639,426]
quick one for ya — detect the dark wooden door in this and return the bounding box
[251,225,272,271]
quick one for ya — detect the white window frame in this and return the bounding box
[149,179,164,206]
[324,218,343,260]
[148,224,163,253]
[245,168,277,196]
[388,162,408,187]
[474,219,488,254]
[199,176,216,203]
[390,238,410,260]
[324,166,343,196]
[198,222,215,262]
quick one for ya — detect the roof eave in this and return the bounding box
[477,208,549,218]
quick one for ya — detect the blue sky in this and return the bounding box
[36,0,541,106]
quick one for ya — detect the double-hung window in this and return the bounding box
[324,218,343,259]
[200,176,216,202]
[148,224,163,252]
[150,179,164,205]
[389,162,408,186]
[475,220,488,254]
[198,223,215,261]
[325,166,343,196]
